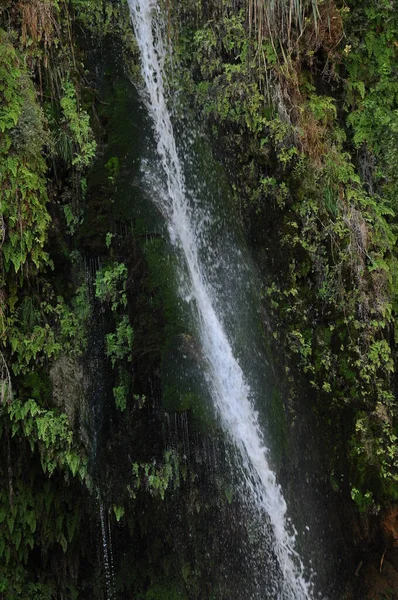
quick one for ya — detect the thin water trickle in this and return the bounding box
[100,501,116,600]
[107,514,116,599]
[128,1,315,597]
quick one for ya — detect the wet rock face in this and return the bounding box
[161,332,216,431]
[359,555,398,600]
[50,355,91,449]
[347,507,398,600]
[381,506,398,550]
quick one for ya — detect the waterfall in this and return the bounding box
[128,1,314,598]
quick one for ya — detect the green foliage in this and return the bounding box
[105,156,120,182]
[131,451,180,500]
[63,204,83,235]
[4,279,90,379]
[0,462,83,599]
[58,284,91,354]
[175,0,398,510]
[263,134,398,503]
[105,232,114,248]
[113,385,128,412]
[8,323,61,377]
[60,81,96,171]
[95,261,134,410]
[0,8,103,594]
[0,395,85,599]
[0,3,168,599]
[106,316,134,367]
[0,31,50,275]
[112,505,125,522]
[70,0,135,43]
[344,0,398,210]
[0,566,54,600]
[181,10,269,134]
[95,262,128,311]
[7,398,87,479]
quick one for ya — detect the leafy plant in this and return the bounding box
[60,81,96,171]
[106,316,134,368]
[95,262,128,312]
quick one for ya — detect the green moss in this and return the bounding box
[143,237,190,336]
[161,333,216,433]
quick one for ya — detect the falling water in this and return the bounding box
[128,1,314,598]
[100,501,116,600]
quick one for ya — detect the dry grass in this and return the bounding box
[18,0,76,101]
[20,0,57,48]
[339,202,390,320]
[0,350,12,405]
[248,0,320,51]
[342,204,369,281]
[302,0,344,71]
[249,0,343,152]
[298,108,327,161]
[271,59,329,161]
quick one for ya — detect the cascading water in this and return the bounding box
[128,1,315,598]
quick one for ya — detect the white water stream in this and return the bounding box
[128,1,314,598]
